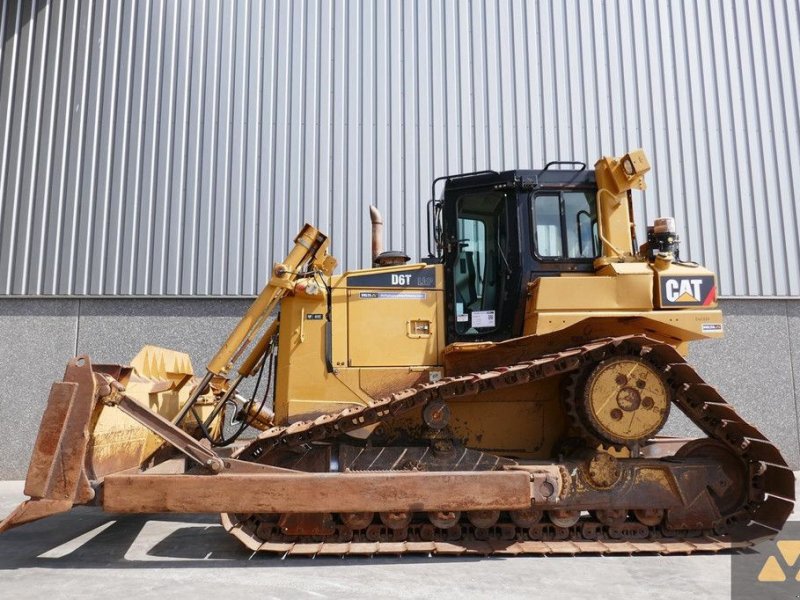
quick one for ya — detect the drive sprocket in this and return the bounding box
[570,354,671,448]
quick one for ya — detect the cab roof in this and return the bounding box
[439,167,596,196]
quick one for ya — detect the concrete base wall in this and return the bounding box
[0,298,798,478]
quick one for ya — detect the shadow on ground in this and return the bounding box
[0,507,494,570]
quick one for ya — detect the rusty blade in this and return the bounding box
[0,357,101,532]
[25,357,97,502]
[0,499,74,533]
[23,381,78,499]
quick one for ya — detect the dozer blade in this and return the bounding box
[0,499,74,533]
[0,356,97,532]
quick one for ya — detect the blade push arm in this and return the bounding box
[173,224,335,425]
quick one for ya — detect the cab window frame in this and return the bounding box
[530,188,599,263]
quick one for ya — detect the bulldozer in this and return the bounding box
[0,149,793,555]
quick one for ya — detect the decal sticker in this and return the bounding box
[701,323,723,333]
[471,310,496,328]
[456,314,469,322]
[305,313,324,320]
[659,275,716,307]
[347,267,437,288]
[359,291,427,299]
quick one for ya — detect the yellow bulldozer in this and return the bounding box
[0,150,793,555]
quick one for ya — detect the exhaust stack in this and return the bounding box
[369,205,384,263]
[369,205,410,267]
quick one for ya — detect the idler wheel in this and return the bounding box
[675,439,747,516]
[579,356,671,447]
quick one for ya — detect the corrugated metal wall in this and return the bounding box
[1,0,799,297]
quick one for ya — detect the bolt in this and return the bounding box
[206,458,223,473]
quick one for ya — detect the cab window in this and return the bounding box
[532,190,599,260]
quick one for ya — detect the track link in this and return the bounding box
[225,335,794,555]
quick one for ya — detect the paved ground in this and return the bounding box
[0,480,797,600]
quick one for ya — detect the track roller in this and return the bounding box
[340,512,374,530]
[380,511,412,529]
[548,509,580,528]
[593,509,627,526]
[633,508,664,527]
[428,510,460,529]
[510,508,543,527]
[467,510,500,529]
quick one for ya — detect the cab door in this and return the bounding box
[443,187,523,344]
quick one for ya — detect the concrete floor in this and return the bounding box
[2,481,798,600]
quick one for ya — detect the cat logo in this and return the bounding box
[665,278,702,303]
[756,540,800,582]
[659,275,716,307]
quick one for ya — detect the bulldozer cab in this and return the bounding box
[436,165,599,344]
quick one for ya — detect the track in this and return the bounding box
[222,335,795,555]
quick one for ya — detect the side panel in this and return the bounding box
[522,262,722,340]
[347,289,441,366]
[347,264,444,368]
[274,264,446,423]
[274,293,367,423]
[527,274,653,314]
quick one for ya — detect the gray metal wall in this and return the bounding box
[1,0,799,297]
